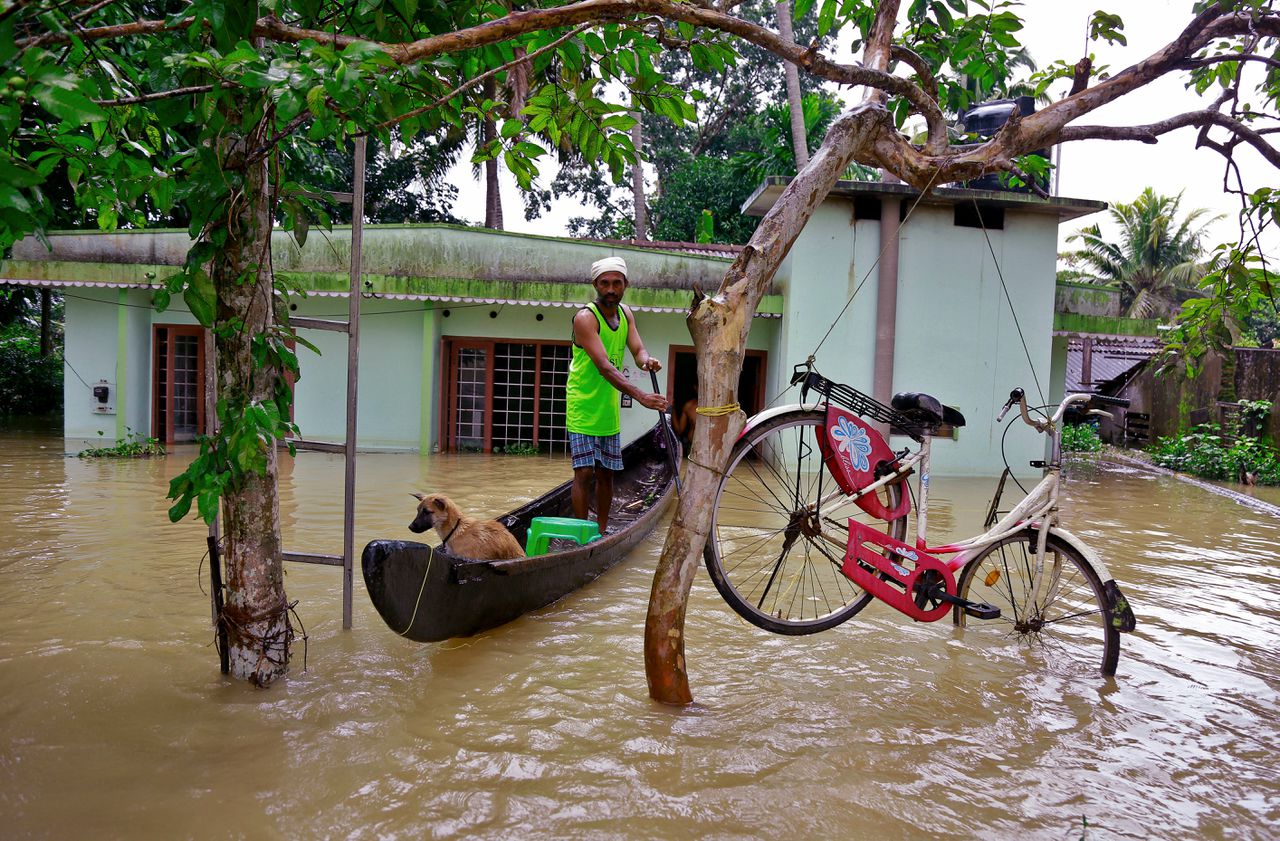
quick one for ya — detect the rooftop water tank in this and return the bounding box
[957,96,1048,193]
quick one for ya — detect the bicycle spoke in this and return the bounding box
[955,529,1119,677]
[704,410,905,634]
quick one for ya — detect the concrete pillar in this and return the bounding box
[872,198,902,411]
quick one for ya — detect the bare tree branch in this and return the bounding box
[889,44,939,106]
[16,17,189,48]
[1059,110,1280,169]
[95,84,213,106]
[1181,52,1280,72]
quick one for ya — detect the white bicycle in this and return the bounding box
[704,362,1137,676]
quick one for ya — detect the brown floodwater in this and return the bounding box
[1,425,1277,840]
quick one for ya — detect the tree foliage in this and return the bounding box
[1064,188,1221,319]
[651,156,759,244]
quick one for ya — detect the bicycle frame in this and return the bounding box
[775,387,1102,624]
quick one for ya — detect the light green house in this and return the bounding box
[2,179,1106,475]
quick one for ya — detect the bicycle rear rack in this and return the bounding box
[792,364,927,442]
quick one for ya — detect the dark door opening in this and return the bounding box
[668,347,766,446]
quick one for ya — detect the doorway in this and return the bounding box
[152,325,207,444]
[667,347,767,446]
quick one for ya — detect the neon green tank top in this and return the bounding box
[567,303,629,435]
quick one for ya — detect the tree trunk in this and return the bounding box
[39,288,52,357]
[777,1,808,170]
[644,103,891,704]
[484,77,504,230]
[631,107,648,240]
[213,119,290,688]
[645,0,903,705]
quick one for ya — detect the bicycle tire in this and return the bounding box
[953,528,1120,676]
[704,409,908,634]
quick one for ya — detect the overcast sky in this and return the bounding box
[444,0,1276,257]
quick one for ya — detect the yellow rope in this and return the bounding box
[696,403,740,417]
[398,545,435,637]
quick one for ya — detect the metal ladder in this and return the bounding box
[207,138,367,656]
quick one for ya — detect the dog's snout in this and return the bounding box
[408,510,433,533]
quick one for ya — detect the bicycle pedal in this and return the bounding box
[964,602,1001,620]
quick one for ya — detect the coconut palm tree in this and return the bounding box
[1063,188,1221,320]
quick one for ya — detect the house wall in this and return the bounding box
[774,198,1060,476]
[431,297,777,448]
[63,288,159,443]
[56,285,779,452]
[1055,281,1120,317]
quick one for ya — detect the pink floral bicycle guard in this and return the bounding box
[817,405,911,522]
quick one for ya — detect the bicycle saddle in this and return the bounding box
[891,392,966,428]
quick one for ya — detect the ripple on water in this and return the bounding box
[1,434,1279,839]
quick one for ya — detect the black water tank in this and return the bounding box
[958,96,1046,192]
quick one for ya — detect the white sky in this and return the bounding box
[445,0,1276,257]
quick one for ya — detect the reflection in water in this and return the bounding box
[1,430,1277,839]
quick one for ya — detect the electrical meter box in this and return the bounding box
[92,380,115,415]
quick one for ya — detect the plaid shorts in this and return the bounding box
[569,431,623,470]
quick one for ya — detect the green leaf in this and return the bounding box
[38,84,107,123]
[167,494,193,523]
[817,0,838,37]
[197,487,221,524]
[183,268,216,326]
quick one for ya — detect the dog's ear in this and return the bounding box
[432,496,447,512]
[410,492,425,502]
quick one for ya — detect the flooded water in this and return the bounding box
[1,427,1277,839]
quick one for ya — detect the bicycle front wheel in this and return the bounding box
[704,409,908,634]
[954,528,1120,676]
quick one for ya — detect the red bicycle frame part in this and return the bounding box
[817,405,911,521]
[843,520,958,622]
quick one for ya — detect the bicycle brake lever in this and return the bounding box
[996,387,1024,423]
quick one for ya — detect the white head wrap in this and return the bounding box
[590,256,628,281]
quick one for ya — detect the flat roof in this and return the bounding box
[741,176,1107,223]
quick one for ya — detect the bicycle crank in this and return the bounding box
[916,582,1002,620]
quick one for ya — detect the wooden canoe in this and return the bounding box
[361,423,679,642]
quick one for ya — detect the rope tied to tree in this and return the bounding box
[216,596,307,676]
[685,456,728,477]
[695,403,740,417]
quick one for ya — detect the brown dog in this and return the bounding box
[409,492,525,559]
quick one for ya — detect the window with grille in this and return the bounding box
[444,338,572,453]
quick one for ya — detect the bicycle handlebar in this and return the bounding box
[1000,389,1131,432]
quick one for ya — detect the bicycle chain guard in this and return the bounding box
[843,521,955,623]
[818,405,911,521]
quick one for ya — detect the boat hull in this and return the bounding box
[362,426,677,642]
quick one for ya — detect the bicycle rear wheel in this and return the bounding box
[953,528,1120,676]
[704,409,908,634]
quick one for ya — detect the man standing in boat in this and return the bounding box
[568,256,669,535]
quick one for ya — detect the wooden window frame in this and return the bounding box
[440,336,573,453]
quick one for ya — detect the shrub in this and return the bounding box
[1061,422,1104,453]
[1149,423,1280,484]
[0,323,62,415]
[78,429,166,459]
